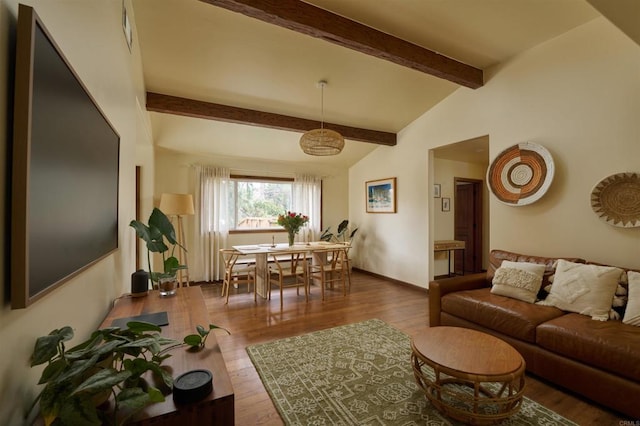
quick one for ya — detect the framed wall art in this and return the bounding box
[434,184,441,198]
[442,197,450,212]
[366,177,397,213]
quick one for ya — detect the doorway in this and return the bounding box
[431,135,489,280]
[454,178,483,274]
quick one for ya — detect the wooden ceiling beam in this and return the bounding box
[200,0,483,89]
[146,92,397,146]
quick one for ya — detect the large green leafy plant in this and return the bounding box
[130,208,186,284]
[29,322,177,426]
[28,321,231,425]
[320,219,358,243]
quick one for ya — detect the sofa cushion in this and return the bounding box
[487,250,586,298]
[491,260,545,303]
[623,271,640,326]
[589,263,640,320]
[548,262,639,320]
[441,288,565,343]
[537,313,640,382]
[538,260,624,321]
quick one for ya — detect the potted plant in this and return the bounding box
[28,322,230,425]
[129,208,186,295]
[28,322,178,426]
[320,219,358,244]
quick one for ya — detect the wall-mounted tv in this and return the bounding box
[11,4,120,309]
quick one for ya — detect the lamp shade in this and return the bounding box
[159,193,194,216]
[300,128,345,156]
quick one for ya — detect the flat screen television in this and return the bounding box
[11,4,120,309]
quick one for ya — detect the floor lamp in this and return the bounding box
[159,193,194,287]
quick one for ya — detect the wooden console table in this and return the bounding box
[100,286,234,425]
[434,240,465,277]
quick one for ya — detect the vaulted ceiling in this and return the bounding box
[132,0,605,167]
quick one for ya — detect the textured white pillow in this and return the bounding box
[623,271,640,326]
[537,260,623,321]
[491,260,546,303]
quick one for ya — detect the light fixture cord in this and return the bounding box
[320,83,325,131]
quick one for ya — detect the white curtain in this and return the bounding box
[293,174,322,241]
[194,165,230,282]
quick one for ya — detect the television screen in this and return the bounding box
[11,5,120,308]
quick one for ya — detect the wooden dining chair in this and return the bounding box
[219,249,256,304]
[308,247,349,301]
[268,250,308,309]
[336,243,353,292]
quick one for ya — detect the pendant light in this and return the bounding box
[300,80,345,156]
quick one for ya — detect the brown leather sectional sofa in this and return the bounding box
[428,249,640,419]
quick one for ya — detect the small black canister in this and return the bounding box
[131,269,149,297]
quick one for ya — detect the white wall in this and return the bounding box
[350,17,640,288]
[0,1,145,424]
[349,143,430,285]
[153,148,350,282]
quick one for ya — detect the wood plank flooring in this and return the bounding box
[200,270,625,425]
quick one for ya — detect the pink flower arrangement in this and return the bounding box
[277,211,309,234]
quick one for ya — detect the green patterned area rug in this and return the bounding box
[246,319,577,426]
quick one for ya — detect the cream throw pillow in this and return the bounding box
[491,260,546,303]
[623,271,640,326]
[537,259,623,321]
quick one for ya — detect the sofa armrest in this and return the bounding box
[428,273,488,327]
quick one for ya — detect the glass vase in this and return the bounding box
[287,231,296,247]
[158,275,177,297]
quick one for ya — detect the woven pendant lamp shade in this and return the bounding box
[300,80,344,156]
[300,128,344,156]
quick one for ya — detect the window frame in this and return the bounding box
[228,174,294,234]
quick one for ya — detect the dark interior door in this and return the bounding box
[454,179,483,274]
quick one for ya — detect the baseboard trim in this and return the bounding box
[352,268,428,293]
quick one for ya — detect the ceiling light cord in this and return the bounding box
[299,80,345,156]
[320,81,325,131]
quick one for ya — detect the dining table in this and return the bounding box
[232,241,349,298]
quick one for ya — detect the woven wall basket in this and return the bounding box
[487,142,555,206]
[591,172,640,228]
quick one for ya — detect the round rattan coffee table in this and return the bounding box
[411,327,525,425]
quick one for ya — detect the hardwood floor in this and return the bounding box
[200,270,625,425]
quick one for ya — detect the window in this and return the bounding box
[229,177,293,231]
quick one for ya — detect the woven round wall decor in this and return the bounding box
[591,172,640,228]
[487,142,554,206]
